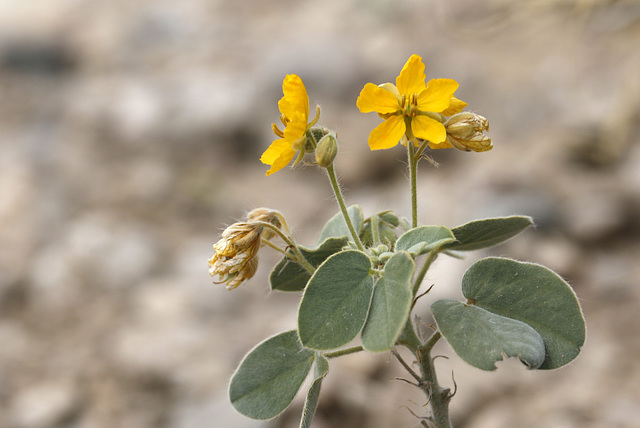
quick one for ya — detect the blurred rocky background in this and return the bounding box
[1,0,639,427]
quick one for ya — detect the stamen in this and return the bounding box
[308,105,321,127]
[271,123,285,138]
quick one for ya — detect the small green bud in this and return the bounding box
[315,133,338,167]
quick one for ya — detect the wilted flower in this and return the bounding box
[209,209,285,289]
[209,222,264,290]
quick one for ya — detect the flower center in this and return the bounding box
[401,93,420,118]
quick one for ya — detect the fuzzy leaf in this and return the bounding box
[395,225,456,256]
[229,331,314,420]
[317,205,364,245]
[446,216,533,252]
[431,299,546,371]
[270,237,348,292]
[462,257,586,369]
[361,251,415,352]
[299,355,329,428]
[298,250,374,350]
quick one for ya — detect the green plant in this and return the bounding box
[209,55,585,428]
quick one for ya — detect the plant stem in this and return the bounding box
[417,331,451,428]
[324,345,363,359]
[398,320,452,428]
[412,250,440,296]
[254,221,315,274]
[326,164,365,252]
[408,142,418,228]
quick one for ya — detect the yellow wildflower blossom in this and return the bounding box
[261,74,319,176]
[356,54,467,150]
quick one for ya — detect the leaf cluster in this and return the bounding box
[230,207,586,420]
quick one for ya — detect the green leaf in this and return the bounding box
[395,226,456,256]
[431,299,546,371]
[462,257,586,369]
[299,355,329,428]
[446,216,533,252]
[298,250,374,350]
[317,205,364,245]
[229,330,314,420]
[270,237,348,292]
[361,251,415,352]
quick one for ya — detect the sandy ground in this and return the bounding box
[1,1,640,427]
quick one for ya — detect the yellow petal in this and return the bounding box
[357,83,400,114]
[441,96,467,116]
[396,54,426,96]
[260,139,296,175]
[283,112,307,148]
[411,115,447,144]
[416,78,459,113]
[278,74,309,122]
[368,115,406,150]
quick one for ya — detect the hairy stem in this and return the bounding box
[412,250,440,296]
[324,345,363,359]
[408,142,418,228]
[254,221,315,274]
[398,320,451,427]
[326,164,365,252]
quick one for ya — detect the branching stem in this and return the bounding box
[253,221,315,274]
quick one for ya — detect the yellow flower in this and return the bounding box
[209,222,263,289]
[261,74,319,176]
[356,54,467,150]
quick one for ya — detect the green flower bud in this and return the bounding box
[315,133,338,167]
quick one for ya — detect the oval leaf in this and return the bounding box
[446,216,533,252]
[431,299,546,371]
[462,257,586,369]
[270,237,348,292]
[361,251,415,352]
[317,205,364,245]
[298,250,374,350]
[229,330,314,420]
[396,226,456,256]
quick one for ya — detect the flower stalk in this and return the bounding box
[326,164,366,252]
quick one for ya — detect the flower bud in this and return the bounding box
[315,133,338,167]
[444,112,492,152]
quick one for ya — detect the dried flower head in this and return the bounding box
[209,222,264,289]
